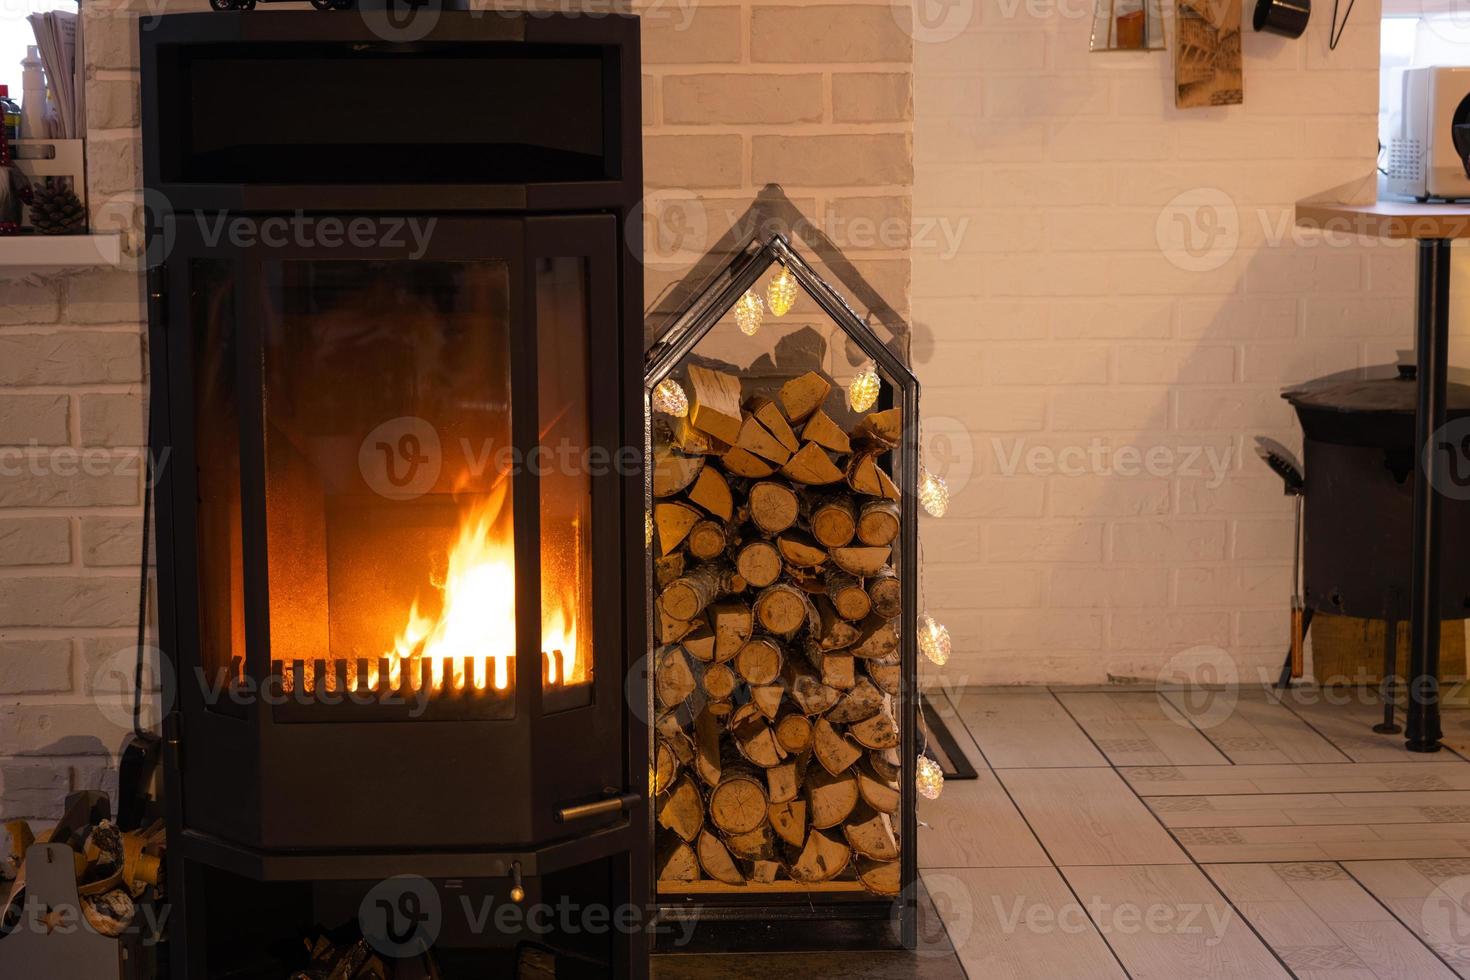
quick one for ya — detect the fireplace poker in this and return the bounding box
[1255,439,1306,684]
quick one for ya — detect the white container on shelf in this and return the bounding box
[10,137,86,230]
[20,45,49,140]
[0,137,121,273]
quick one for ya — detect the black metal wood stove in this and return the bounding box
[1278,365,1470,733]
[141,12,648,977]
[1287,367,1470,626]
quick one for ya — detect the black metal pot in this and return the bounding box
[1253,0,1310,37]
[1285,366,1470,622]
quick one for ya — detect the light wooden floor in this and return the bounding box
[922,686,1470,979]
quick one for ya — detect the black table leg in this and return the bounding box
[1406,238,1452,753]
[1374,619,1401,735]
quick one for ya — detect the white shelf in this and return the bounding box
[0,233,123,271]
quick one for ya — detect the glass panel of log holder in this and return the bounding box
[649,340,907,899]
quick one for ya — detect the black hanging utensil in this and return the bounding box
[1255,437,1305,494]
[1328,0,1356,50]
[118,397,162,833]
[1253,0,1310,37]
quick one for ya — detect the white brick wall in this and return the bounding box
[911,1,1470,688]
[638,0,915,326]
[0,2,151,817]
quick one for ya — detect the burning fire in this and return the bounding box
[382,488,580,694]
[386,492,517,692]
[279,484,582,697]
[542,604,577,687]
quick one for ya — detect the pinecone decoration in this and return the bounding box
[29,178,85,235]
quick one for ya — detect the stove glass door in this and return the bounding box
[261,258,519,714]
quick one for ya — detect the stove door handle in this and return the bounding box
[555,790,643,823]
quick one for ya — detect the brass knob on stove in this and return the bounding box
[509,860,524,904]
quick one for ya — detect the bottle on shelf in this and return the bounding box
[20,47,47,141]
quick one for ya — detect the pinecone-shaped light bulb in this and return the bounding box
[735,290,764,336]
[917,756,944,801]
[767,266,797,317]
[652,378,688,418]
[645,510,654,548]
[848,362,880,412]
[919,467,950,518]
[920,615,951,666]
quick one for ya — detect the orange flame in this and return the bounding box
[543,603,578,686]
[275,481,585,697]
[386,489,514,692]
[381,485,581,694]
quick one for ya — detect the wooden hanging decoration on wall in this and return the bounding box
[1175,0,1244,107]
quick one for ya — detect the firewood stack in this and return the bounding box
[651,366,903,897]
[290,936,395,980]
[289,934,445,980]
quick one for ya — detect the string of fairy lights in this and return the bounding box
[650,261,954,803]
